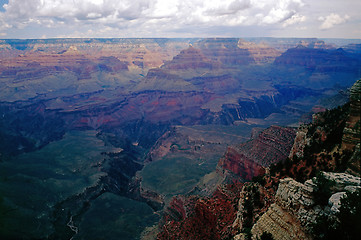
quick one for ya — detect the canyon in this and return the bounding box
[0,38,360,240]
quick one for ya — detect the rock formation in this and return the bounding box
[237,39,282,63]
[288,125,309,159]
[1,38,361,239]
[250,173,361,240]
[157,183,243,240]
[342,79,361,150]
[194,38,255,66]
[274,46,361,75]
[218,126,296,181]
[162,46,220,70]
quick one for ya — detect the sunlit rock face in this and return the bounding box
[218,126,297,181]
[251,172,361,240]
[162,46,221,70]
[194,38,255,66]
[237,39,282,63]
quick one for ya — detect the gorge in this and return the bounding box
[0,38,360,240]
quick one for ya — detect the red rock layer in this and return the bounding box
[157,183,243,240]
[218,126,297,181]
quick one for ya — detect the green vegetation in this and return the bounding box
[311,188,361,240]
[241,184,264,240]
[312,172,335,206]
[140,123,260,199]
[77,193,159,240]
[337,188,361,239]
[269,102,353,183]
[269,157,293,178]
[0,131,115,239]
[242,196,254,240]
[305,104,349,154]
[259,231,274,240]
[141,155,215,197]
[252,175,266,185]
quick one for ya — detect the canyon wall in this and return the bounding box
[218,126,296,181]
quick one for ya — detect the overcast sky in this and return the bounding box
[0,0,360,39]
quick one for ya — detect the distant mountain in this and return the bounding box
[275,46,361,72]
[1,38,360,239]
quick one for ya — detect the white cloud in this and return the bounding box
[205,0,251,16]
[318,13,350,30]
[11,0,361,38]
[260,0,304,25]
[282,13,306,27]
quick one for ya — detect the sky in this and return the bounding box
[0,0,360,39]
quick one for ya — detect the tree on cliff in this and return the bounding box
[311,188,361,240]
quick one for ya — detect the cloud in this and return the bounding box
[205,0,252,16]
[0,0,308,37]
[318,13,350,30]
[260,0,304,25]
[282,13,306,27]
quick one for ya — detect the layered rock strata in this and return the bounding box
[342,79,361,149]
[250,172,361,240]
[218,126,296,181]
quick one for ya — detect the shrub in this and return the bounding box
[259,231,274,240]
[252,175,266,185]
[310,188,361,240]
[337,188,361,239]
[312,172,335,206]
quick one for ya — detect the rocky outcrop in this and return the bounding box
[297,40,335,49]
[157,183,243,240]
[251,203,312,240]
[237,40,281,63]
[218,126,296,181]
[195,38,255,66]
[341,79,361,176]
[288,125,309,159]
[342,79,361,150]
[322,172,361,190]
[250,173,361,240]
[232,182,274,236]
[162,46,220,70]
[346,143,361,177]
[276,178,315,208]
[250,178,314,240]
[218,147,266,181]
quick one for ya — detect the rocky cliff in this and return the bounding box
[157,183,243,240]
[342,79,361,176]
[163,46,220,70]
[237,40,282,63]
[241,80,361,240]
[250,178,314,240]
[218,126,296,181]
[2,39,361,239]
[194,38,255,66]
[155,79,361,240]
[274,46,361,74]
[342,79,361,149]
[250,173,361,240]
